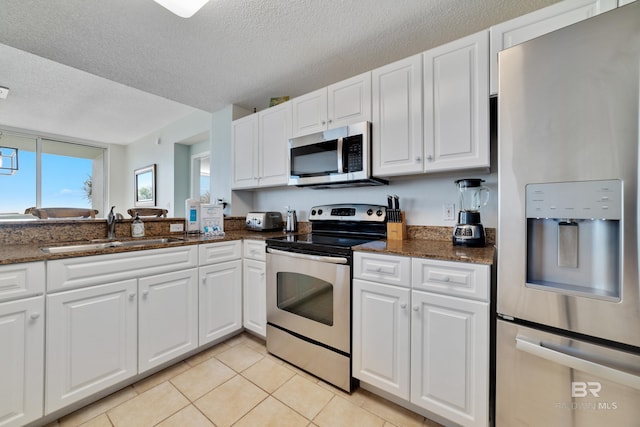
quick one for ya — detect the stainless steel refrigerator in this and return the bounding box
[497,2,640,425]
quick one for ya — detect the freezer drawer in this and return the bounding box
[496,320,640,426]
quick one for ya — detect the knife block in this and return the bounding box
[387,211,407,241]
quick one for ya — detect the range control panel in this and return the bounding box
[526,179,622,220]
[309,204,386,222]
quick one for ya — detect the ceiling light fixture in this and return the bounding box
[153,0,210,18]
[0,146,18,175]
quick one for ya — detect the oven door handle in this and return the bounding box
[267,248,349,264]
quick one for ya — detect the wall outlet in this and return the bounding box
[443,203,455,221]
[170,223,184,232]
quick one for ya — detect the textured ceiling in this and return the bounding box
[0,0,560,144]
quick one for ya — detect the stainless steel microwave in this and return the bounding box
[288,122,387,188]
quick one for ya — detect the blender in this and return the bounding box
[453,178,490,247]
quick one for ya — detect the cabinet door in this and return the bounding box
[411,291,489,427]
[259,101,291,187]
[328,72,372,128]
[291,88,328,137]
[199,260,243,346]
[424,30,489,173]
[232,114,259,189]
[46,280,137,414]
[372,54,424,176]
[139,269,198,373]
[242,258,266,338]
[490,0,617,94]
[352,279,410,400]
[0,296,44,427]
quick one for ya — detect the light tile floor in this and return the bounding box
[48,333,444,427]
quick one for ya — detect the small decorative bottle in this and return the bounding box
[131,212,145,238]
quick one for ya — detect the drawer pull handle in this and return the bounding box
[129,293,136,300]
[142,290,149,297]
[400,303,407,309]
[30,312,41,320]
[413,305,420,312]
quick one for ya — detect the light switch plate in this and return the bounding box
[0,86,9,99]
[170,223,184,232]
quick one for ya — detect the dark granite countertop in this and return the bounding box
[353,239,495,265]
[0,225,494,266]
[0,229,290,266]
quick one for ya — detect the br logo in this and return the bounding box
[571,381,602,398]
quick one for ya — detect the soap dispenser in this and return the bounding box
[131,212,145,238]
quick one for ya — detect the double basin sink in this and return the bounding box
[41,238,185,254]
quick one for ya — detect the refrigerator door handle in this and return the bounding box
[516,335,640,391]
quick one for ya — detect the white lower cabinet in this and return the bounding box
[138,268,198,373]
[199,260,243,345]
[243,240,266,338]
[352,279,410,399]
[410,290,489,427]
[0,296,44,427]
[353,251,491,427]
[45,279,138,414]
[198,241,243,345]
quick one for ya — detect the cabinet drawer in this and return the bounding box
[412,258,490,301]
[243,240,266,261]
[199,240,242,265]
[354,252,411,287]
[47,246,198,292]
[0,261,45,302]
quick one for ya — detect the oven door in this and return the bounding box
[266,249,351,353]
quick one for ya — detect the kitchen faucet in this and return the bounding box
[107,206,117,239]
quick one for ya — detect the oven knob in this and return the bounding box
[311,209,316,216]
[317,209,323,215]
[367,209,373,216]
[376,209,383,217]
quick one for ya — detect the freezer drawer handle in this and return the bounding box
[516,335,640,391]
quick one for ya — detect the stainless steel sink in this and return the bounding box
[41,238,184,254]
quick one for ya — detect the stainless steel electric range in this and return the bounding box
[265,204,387,392]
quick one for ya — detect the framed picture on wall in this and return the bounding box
[134,164,156,207]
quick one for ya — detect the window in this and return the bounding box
[191,153,210,203]
[0,131,106,217]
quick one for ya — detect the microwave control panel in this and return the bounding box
[343,135,363,172]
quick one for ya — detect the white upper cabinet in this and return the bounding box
[292,72,372,137]
[490,0,618,94]
[259,102,291,187]
[619,0,636,5]
[231,114,260,189]
[328,72,372,128]
[232,102,291,189]
[291,88,328,137]
[372,54,424,177]
[424,30,490,172]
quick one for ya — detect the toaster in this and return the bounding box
[245,211,283,231]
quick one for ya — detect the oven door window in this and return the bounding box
[290,140,338,177]
[276,272,333,326]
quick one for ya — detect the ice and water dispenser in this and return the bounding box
[525,180,622,301]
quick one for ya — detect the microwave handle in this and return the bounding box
[337,137,344,173]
